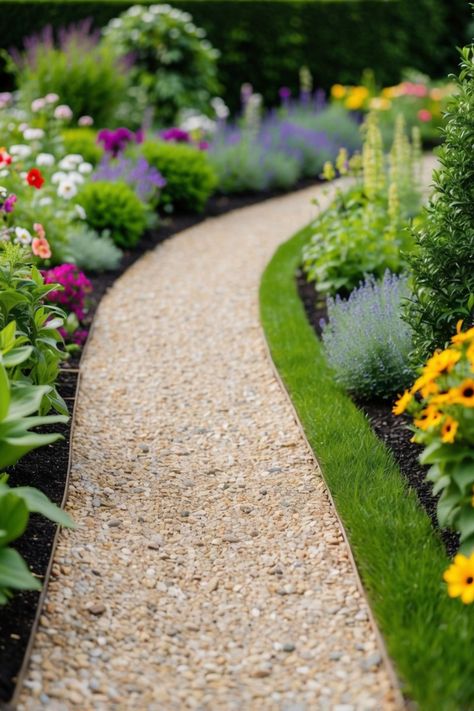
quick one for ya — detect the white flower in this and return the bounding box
[0,186,7,198]
[0,229,11,242]
[109,18,122,28]
[38,196,53,207]
[58,157,76,171]
[14,227,32,245]
[64,154,83,164]
[69,171,84,185]
[51,171,67,184]
[31,98,46,112]
[23,127,45,141]
[78,162,93,175]
[54,104,73,121]
[128,5,142,16]
[0,169,9,178]
[74,204,87,220]
[78,115,94,127]
[36,152,55,167]
[57,179,78,200]
[9,144,32,159]
[45,93,59,104]
[142,11,154,22]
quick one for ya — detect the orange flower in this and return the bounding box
[441,416,458,444]
[31,237,51,260]
[392,390,412,415]
[450,379,474,407]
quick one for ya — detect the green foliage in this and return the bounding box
[0,1,469,113]
[404,45,474,364]
[302,113,420,295]
[62,128,103,166]
[102,4,219,126]
[77,181,148,248]
[66,225,123,273]
[0,476,73,604]
[140,140,217,213]
[11,27,129,127]
[321,272,415,400]
[0,245,67,415]
[260,222,474,711]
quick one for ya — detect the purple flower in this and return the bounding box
[92,156,166,203]
[43,263,92,322]
[279,86,291,101]
[160,127,191,143]
[2,194,17,213]
[97,127,142,157]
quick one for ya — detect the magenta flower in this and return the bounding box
[97,127,142,157]
[279,86,291,101]
[43,263,92,322]
[2,194,17,213]
[160,127,191,143]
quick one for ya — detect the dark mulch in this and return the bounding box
[0,178,323,705]
[296,270,459,558]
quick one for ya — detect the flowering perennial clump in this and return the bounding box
[43,263,92,345]
[394,322,474,602]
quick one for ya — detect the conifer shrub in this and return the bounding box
[404,45,474,362]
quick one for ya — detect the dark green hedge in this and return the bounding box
[0,1,470,109]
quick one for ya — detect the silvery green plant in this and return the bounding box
[321,271,415,400]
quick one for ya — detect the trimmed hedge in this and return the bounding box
[0,1,470,110]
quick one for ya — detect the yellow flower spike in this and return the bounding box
[322,161,335,181]
[331,84,346,99]
[441,416,458,444]
[335,148,348,175]
[444,553,474,604]
[392,390,412,416]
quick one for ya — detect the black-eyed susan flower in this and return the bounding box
[422,348,461,379]
[441,416,458,444]
[444,553,474,604]
[451,319,474,344]
[451,379,474,407]
[414,406,443,431]
[392,389,412,415]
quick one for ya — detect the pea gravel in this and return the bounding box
[15,173,433,711]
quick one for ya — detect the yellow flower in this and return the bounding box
[369,97,391,111]
[449,379,474,407]
[451,320,474,344]
[392,390,412,415]
[444,553,474,603]
[420,380,439,398]
[441,416,458,444]
[414,406,443,431]
[344,86,369,111]
[322,161,335,181]
[422,348,461,380]
[430,388,458,407]
[331,84,346,99]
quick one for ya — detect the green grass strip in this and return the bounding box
[260,224,474,711]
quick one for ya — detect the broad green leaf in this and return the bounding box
[0,432,64,469]
[13,487,74,528]
[0,321,16,353]
[0,493,28,545]
[0,547,41,591]
[451,460,474,492]
[2,346,33,368]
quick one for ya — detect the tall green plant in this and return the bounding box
[404,44,474,363]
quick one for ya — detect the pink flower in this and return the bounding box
[33,222,45,239]
[54,104,73,121]
[3,194,16,213]
[78,115,94,127]
[32,237,52,259]
[417,109,432,122]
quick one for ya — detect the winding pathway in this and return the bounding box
[19,180,406,710]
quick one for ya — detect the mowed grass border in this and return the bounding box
[259,223,474,711]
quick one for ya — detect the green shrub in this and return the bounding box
[103,4,219,126]
[62,128,103,166]
[77,181,148,248]
[404,45,474,363]
[10,21,129,127]
[321,272,415,400]
[66,225,123,272]
[140,140,217,213]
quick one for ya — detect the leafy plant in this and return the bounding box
[140,140,217,213]
[321,272,415,400]
[65,224,122,272]
[9,21,130,126]
[302,112,421,295]
[0,475,73,603]
[103,4,219,126]
[394,324,474,576]
[0,245,67,415]
[76,181,148,248]
[404,45,474,363]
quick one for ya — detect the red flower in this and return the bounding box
[26,168,45,189]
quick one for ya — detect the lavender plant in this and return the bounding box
[92,157,166,205]
[321,272,415,400]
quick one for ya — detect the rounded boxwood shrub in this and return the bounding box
[140,140,217,213]
[62,128,103,166]
[103,4,219,126]
[76,181,147,248]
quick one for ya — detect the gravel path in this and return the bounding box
[16,177,413,711]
